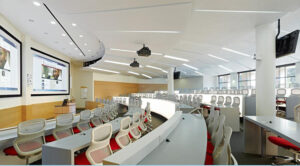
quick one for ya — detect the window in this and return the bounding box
[218,74,230,89]
[238,71,256,89]
[276,64,296,88]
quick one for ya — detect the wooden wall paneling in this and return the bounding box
[94,81,139,99]
[138,84,167,93]
[0,106,22,129]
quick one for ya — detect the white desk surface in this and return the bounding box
[245,116,300,147]
[139,114,207,165]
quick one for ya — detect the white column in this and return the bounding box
[168,67,174,94]
[256,23,276,116]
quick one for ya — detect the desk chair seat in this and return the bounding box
[276,100,286,104]
[207,141,214,154]
[207,131,211,140]
[205,154,214,165]
[73,127,81,134]
[109,138,121,151]
[75,152,91,165]
[45,135,56,143]
[214,107,220,111]
[268,136,300,151]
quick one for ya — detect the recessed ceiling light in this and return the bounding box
[61,33,66,37]
[208,54,229,62]
[117,30,181,34]
[84,43,88,46]
[222,47,251,57]
[145,65,162,70]
[218,65,233,72]
[161,70,168,73]
[183,64,198,70]
[69,42,73,45]
[164,55,189,62]
[79,35,84,38]
[33,1,41,6]
[89,67,119,74]
[104,60,129,66]
[50,21,56,25]
[151,52,163,56]
[72,23,77,27]
[193,9,281,14]
[128,71,140,76]
[142,74,152,79]
[195,71,204,75]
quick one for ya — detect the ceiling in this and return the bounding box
[1,0,300,78]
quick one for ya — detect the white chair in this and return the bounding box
[213,126,233,165]
[242,89,249,96]
[211,115,226,146]
[91,108,103,127]
[13,119,46,164]
[294,104,300,123]
[53,113,74,140]
[115,117,132,149]
[210,95,217,105]
[224,96,232,107]
[138,110,148,133]
[217,96,224,106]
[232,97,240,108]
[77,110,92,132]
[208,111,220,134]
[101,110,110,123]
[251,89,256,96]
[75,123,113,165]
[129,112,142,140]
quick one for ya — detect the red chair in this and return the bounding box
[268,136,300,164]
[45,135,56,143]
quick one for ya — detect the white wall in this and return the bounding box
[0,13,71,109]
[174,76,203,90]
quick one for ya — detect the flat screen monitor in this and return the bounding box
[276,30,299,58]
[0,26,22,98]
[31,48,70,96]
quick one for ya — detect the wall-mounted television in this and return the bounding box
[276,30,299,58]
[31,48,70,96]
[0,26,22,98]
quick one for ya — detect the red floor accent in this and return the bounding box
[268,136,300,151]
[73,127,81,134]
[3,146,17,156]
[110,138,121,151]
[75,152,91,165]
[206,141,214,154]
[205,154,213,165]
[45,135,56,143]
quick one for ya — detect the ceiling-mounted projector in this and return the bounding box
[137,44,151,57]
[130,58,140,67]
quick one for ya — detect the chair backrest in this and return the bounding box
[53,113,74,140]
[95,98,99,103]
[294,104,300,123]
[208,111,219,133]
[213,126,232,165]
[86,123,113,165]
[232,97,240,108]
[217,96,224,105]
[211,95,217,104]
[130,112,141,139]
[224,96,232,106]
[78,110,92,131]
[115,117,132,148]
[14,119,46,157]
[277,88,286,97]
[291,88,300,95]
[211,115,226,146]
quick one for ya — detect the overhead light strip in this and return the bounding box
[164,55,189,62]
[128,71,140,75]
[142,74,152,79]
[43,3,85,56]
[90,67,120,74]
[117,30,181,34]
[104,60,129,66]
[183,64,198,70]
[146,65,167,73]
[218,65,233,72]
[208,54,229,62]
[193,9,281,14]
[222,47,251,57]
[195,71,204,75]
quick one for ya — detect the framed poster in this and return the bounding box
[31,48,70,96]
[0,25,22,98]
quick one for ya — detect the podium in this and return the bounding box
[54,103,76,115]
